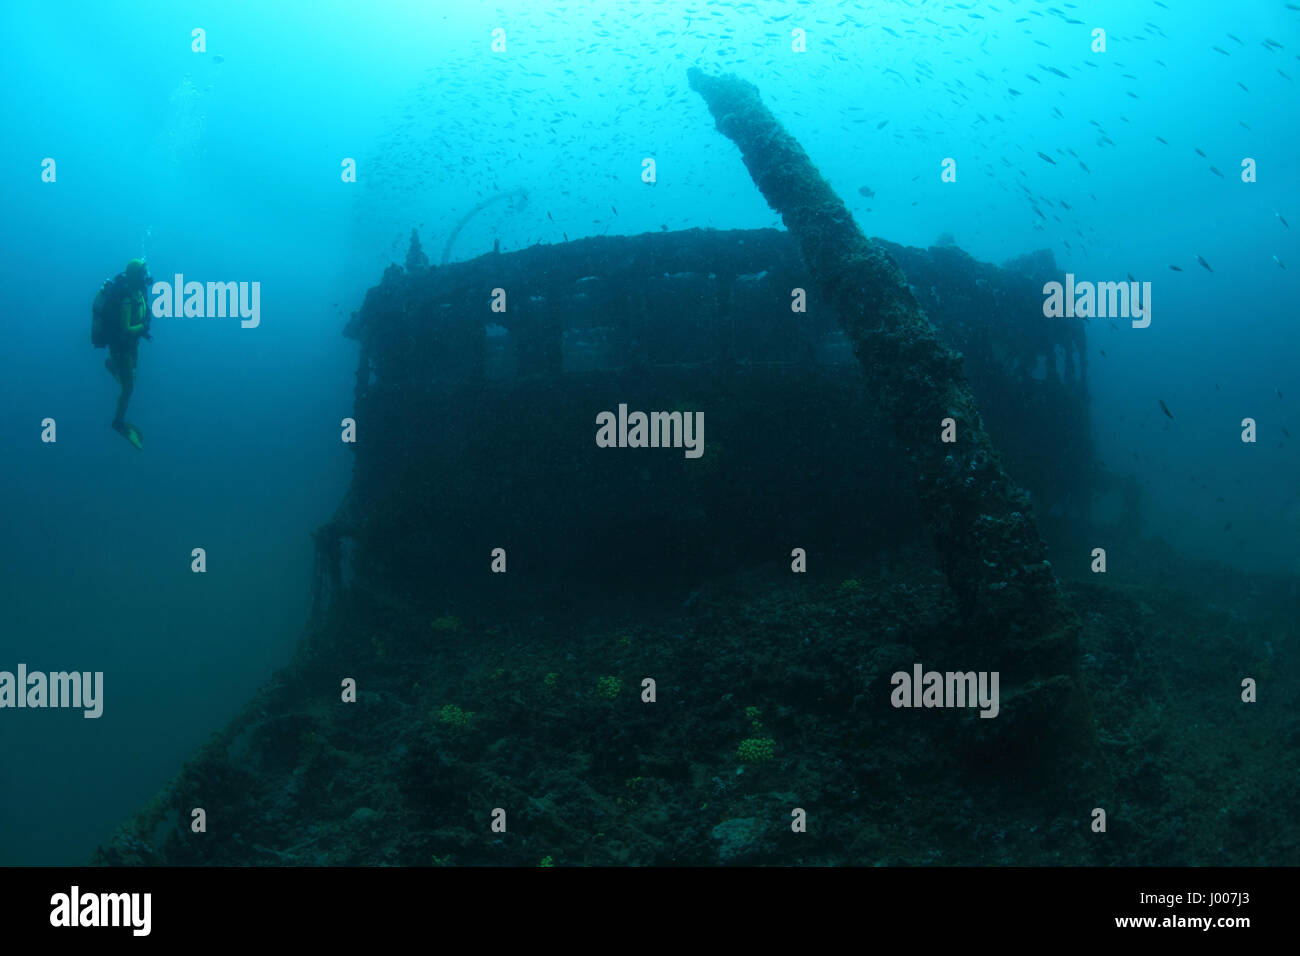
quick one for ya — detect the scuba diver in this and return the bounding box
[91,258,152,449]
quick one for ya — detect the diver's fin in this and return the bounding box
[113,420,143,449]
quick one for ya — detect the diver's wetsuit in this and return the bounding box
[107,283,147,430]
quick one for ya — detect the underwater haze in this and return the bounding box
[1,0,1298,868]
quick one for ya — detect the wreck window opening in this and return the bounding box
[563,326,617,372]
[484,321,515,381]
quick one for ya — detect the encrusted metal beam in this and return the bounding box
[688,68,1091,756]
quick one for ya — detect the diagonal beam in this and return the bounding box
[688,68,1091,747]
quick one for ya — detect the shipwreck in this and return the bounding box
[98,70,1115,867]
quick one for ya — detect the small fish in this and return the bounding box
[1036,151,1056,164]
[858,185,875,198]
[1099,349,1107,357]
[1210,166,1224,177]
[1196,254,1213,272]
[1078,160,1090,173]
[547,211,553,221]
[1155,136,1168,145]
[1283,426,1293,439]
[1274,255,1286,269]
[1159,399,1174,420]
[1194,147,1207,157]
[563,232,569,241]
[877,119,890,129]
[1277,212,1290,229]
[1169,264,1183,271]
[1237,82,1250,93]
[212,54,225,64]
[1278,388,1284,399]
[1212,46,1229,55]
[611,205,618,215]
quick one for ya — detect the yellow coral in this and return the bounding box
[437,704,474,728]
[737,737,776,764]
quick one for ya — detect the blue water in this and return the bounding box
[1,0,1297,865]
